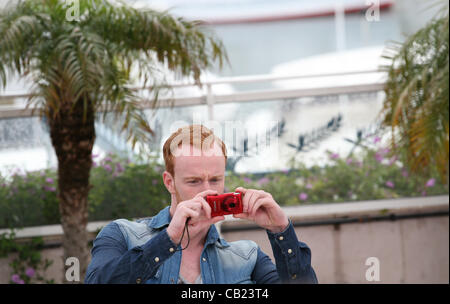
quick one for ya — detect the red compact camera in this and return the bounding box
[206,192,244,217]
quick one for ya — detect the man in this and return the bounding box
[85,124,318,284]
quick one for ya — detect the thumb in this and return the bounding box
[210,216,225,225]
[233,213,249,220]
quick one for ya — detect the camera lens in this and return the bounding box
[222,197,236,212]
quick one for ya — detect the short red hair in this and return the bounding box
[162,124,227,177]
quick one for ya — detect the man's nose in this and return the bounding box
[200,181,212,192]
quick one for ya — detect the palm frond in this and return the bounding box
[380,8,449,183]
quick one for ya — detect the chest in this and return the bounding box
[179,250,202,283]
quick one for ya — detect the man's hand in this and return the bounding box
[233,187,289,233]
[167,189,224,245]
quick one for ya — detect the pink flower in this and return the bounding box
[299,192,308,201]
[346,158,353,165]
[388,155,398,166]
[330,153,339,159]
[11,274,21,283]
[243,177,252,184]
[44,186,56,192]
[375,148,390,163]
[425,178,436,188]
[104,157,112,162]
[116,163,124,173]
[385,181,395,188]
[152,179,158,185]
[25,267,35,278]
[401,170,409,178]
[306,183,313,189]
[45,177,54,184]
[103,164,112,172]
[375,152,384,163]
[374,136,381,144]
[258,177,270,185]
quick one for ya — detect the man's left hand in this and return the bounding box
[233,187,289,233]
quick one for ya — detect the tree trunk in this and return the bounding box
[48,97,95,283]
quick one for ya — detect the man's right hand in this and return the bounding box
[166,189,225,245]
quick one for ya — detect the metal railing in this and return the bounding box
[0,69,385,121]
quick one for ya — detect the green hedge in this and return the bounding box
[0,147,448,229]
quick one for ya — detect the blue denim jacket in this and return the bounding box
[85,206,318,284]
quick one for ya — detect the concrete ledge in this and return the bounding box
[0,221,111,243]
[219,195,449,231]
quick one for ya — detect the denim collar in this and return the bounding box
[148,206,172,229]
[148,206,229,248]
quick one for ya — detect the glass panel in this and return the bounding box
[0,90,384,175]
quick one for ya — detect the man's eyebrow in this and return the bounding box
[183,175,223,180]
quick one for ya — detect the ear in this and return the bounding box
[163,171,176,194]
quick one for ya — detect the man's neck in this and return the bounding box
[180,225,209,250]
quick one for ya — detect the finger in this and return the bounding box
[179,200,202,213]
[242,190,254,213]
[244,190,261,214]
[178,206,200,224]
[233,212,249,219]
[249,198,268,218]
[233,213,250,222]
[187,199,211,222]
[195,189,219,199]
[248,190,265,216]
[197,196,212,219]
[235,187,247,194]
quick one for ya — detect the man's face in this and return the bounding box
[166,142,226,205]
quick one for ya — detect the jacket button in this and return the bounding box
[169,247,174,253]
[136,278,142,284]
[202,257,207,262]
[278,236,284,241]
[288,249,293,254]
[154,257,160,263]
[291,274,297,280]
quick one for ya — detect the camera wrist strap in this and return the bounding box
[175,219,190,251]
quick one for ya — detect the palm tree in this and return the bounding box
[0,0,226,282]
[380,1,449,185]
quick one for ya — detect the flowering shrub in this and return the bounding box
[0,146,448,229]
[87,153,169,221]
[225,147,448,206]
[0,154,169,229]
[0,169,59,228]
[0,230,54,284]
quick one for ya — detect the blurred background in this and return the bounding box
[0,0,444,174]
[0,0,448,284]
